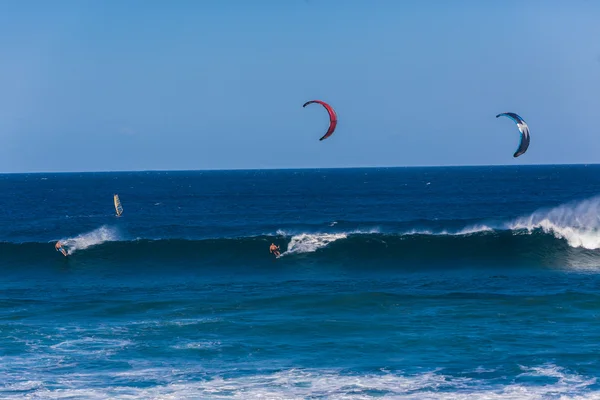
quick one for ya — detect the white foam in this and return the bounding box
[456,224,495,235]
[281,233,348,256]
[509,195,600,249]
[1,364,598,399]
[50,337,132,356]
[171,340,221,350]
[403,224,494,237]
[275,229,290,237]
[1,380,45,392]
[399,195,600,250]
[128,317,221,327]
[60,225,119,255]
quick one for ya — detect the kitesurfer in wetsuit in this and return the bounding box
[55,241,67,257]
[269,243,280,257]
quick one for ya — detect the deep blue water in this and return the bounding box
[2,165,600,399]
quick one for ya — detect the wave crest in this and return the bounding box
[282,233,348,256]
[61,226,119,255]
[510,196,600,249]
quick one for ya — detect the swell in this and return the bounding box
[2,230,598,270]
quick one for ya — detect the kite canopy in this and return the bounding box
[303,100,338,141]
[496,112,530,158]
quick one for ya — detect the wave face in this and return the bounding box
[1,229,596,272]
[4,194,600,271]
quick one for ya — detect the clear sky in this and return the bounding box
[1,0,599,172]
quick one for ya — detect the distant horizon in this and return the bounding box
[2,162,599,175]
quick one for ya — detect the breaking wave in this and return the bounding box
[508,195,600,249]
[59,225,120,255]
[0,364,597,399]
[3,196,600,270]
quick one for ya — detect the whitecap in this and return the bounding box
[59,226,119,255]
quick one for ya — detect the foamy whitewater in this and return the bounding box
[508,195,600,249]
[60,225,120,254]
[2,166,600,399]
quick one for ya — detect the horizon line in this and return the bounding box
[1,162,598,175]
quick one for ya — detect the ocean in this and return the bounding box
[2,165,600,399]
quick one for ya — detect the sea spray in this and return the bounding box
[61,225,119,255]
[281,233,348,256]
[509,195,600,249]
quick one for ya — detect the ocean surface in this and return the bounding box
[2,165,600,399]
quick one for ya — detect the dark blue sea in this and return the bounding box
[2,166,600,399]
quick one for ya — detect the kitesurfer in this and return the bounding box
[55,241,67,257]
[269,243,281,257]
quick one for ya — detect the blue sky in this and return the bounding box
[1,0,599,172]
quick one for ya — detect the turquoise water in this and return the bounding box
[2,166,600,398]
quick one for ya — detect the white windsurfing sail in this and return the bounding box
[114,194,123,217]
